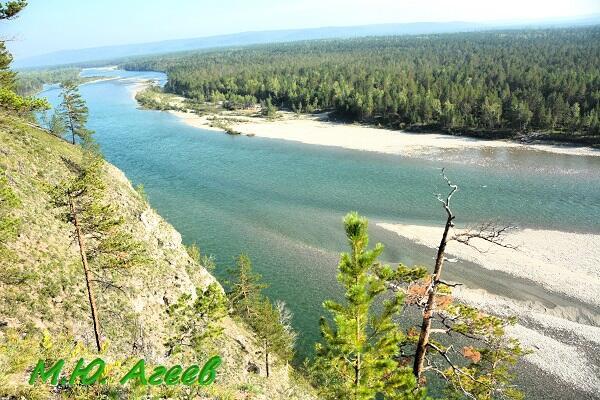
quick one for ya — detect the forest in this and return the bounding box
[122,27,600,143]
[14,67,112,97]
[1,0,597,396]
[15,68,82,95]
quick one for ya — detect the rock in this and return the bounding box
[246,362,260,374]
[140,209,159,231]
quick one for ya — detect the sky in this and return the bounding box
[1,0,599,60]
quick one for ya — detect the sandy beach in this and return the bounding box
[125,74,598,159]
[376,223,600,306]
[168,109,600,158]
[79,76,119,87]
[377,222,600,394]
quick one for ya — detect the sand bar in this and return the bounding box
[377,223,600,307]
[376,224,600,393]
[169,110,600,158]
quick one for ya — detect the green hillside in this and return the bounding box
[0,112,315,399]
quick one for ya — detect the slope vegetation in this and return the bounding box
[0,113,315,399]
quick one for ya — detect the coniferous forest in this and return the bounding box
[122,27,600,143]
[3,0,600,397]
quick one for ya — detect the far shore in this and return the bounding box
[169,109,600,158]
[128,81,600,158]
[82,65,118,71]
[169,111,600,156]
[174,110,600,157]
[79,76,119,86]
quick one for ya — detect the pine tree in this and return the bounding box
[313,212,423,400]
[481,97,502,129]
[0,2,49,112]
[248,298,296,377]
[52,150,104,351]
[0,1,27,20]
[261,97,278,118]
[227,254,296,377]
[48,111,66,138]
[227,253,267,318]
[52,142,148,352]
[58,81,92,144]
[0,41,16,92]
[165,283,228,356]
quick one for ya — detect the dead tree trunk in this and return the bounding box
[265,339,270,378]
[413,169,457,380]
[69,194,102,352]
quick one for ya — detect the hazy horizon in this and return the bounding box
[2,0,599,61]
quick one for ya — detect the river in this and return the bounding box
[39,68,600,399]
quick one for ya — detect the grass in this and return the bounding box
[0,111,317,400]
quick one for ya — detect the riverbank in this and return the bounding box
[376,222,600,395]
[126,82,600,158]
[79,76,119,86]
[377,223,600,307]
[171,109,600,158]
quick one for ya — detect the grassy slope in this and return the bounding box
[0,113,315,399]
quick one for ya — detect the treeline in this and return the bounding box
[15,68,82,96]
[15,67,108,97]
[122,27,600,142]
[134,85,169,110]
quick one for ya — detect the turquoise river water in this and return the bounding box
[39,68,600,399]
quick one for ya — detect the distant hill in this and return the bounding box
[14,15,600,69]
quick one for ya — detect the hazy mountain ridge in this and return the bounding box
[14,15,600,68]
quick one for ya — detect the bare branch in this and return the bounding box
[429,343,481,384]
[427,344,478,400]
[90,277,127,296]
[438,280,462,288]
[90,270,129,295]
[453,220,518,252]
[434,168,459,222]
[429,328,450,334]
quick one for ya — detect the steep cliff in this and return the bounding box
[0,113,315,399]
